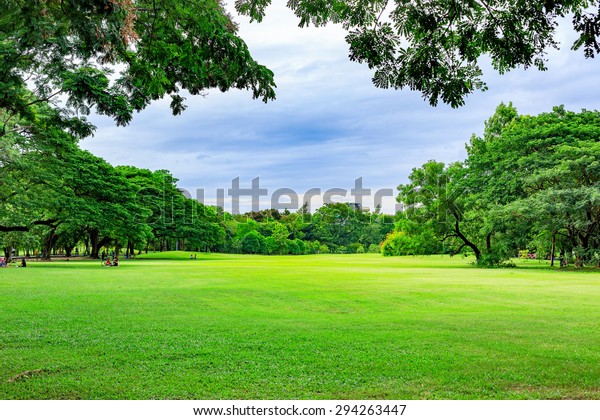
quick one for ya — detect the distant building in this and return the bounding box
[348,202,362,211]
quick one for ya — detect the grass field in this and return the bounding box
[0,253,599,399]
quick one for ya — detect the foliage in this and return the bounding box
[380,215,442,256]
[241,230,265,254]
[1,0,276,139]
[1,1,277,258]
[394,103,600,267]
[236,0,600,107]
[368,243,379,253]
[225,202,393,256]
[396,159,483,259]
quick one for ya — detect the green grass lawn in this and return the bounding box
[0,253,599,399]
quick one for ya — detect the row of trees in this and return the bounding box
[383,104,600,267]
[0,113,224,260]
[3,2,599,266]
[222,204,394,255]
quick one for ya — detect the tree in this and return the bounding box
[0,115,148,259]
[0,101,81,236]
[241,230,265,254]
[236,0,600,107]
[2,1,277,257]
[269,222,290,254]
[477,106,600,265]
[397,160,486,259]
[396,103,600,266]
[117,166,226,254]
[1,0,276,140]
[306,203,364,247]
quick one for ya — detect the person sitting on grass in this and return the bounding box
[105,258,112,267]
[0,257,6,268]
[112,257,119,267]
[20,258,26,268]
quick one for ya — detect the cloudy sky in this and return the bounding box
[82,3,600,214]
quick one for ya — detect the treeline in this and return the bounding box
[222,205,394,255]
[0,103,393,259]
[1,163,394,258]
[382,104,600,267]
[1,160,395,259]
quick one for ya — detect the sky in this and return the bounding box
[82,3,600,214]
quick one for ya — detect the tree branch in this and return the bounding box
[440,233,459,242]
[25,89,64,108]
[0,218,61,232]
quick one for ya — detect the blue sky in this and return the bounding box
[82,4,600,214]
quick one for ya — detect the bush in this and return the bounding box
[318,244,330,254]
[286,239,300,255]
[381,228,444,257]
[381,231,414,256]
[305,241,321,254]
[475,252,515,268]
[293,239,306,255]
[241,231,265,254]
[368,243,380,253]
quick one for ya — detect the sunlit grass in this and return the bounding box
[0,253,598,399]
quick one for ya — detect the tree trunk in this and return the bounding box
[455,223,481,260]
[473,247,482,261]
[89,229,101,259]
[89,231,111,259]
[41,228,57,260]
[126,240,135,257]
[65,245,74,258]
[98,237,112,256]
[550,230,556,267]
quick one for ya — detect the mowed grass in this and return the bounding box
[0,253,599,399]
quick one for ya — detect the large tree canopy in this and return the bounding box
[395,103,600,266]
[236,0,600,107]
[1,0,276,138]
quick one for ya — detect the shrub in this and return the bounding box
[318,244,330,254]
[241,231,265,254]
[368,243,379,253]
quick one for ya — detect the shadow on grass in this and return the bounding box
[482,259,600,272]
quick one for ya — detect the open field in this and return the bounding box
[0,253,599,399]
